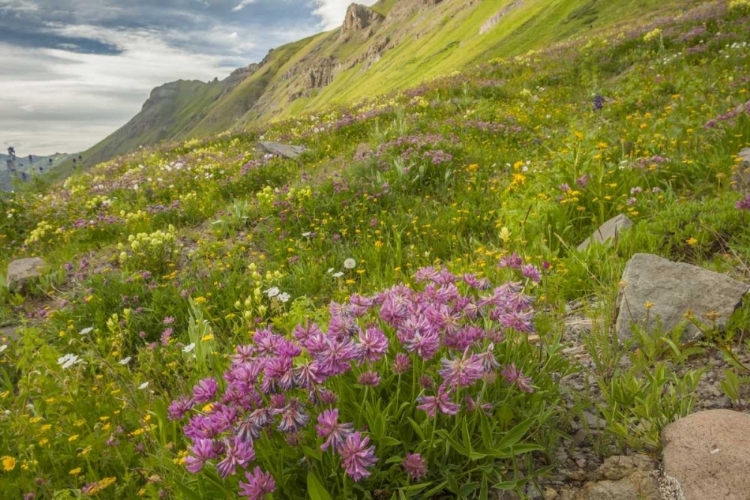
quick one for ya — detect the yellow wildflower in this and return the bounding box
[2,456,16,471]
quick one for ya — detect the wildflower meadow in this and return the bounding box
[1,1,750,498]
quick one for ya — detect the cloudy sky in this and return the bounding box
[0,0,371,156]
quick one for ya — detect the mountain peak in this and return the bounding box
[341,3,384,34]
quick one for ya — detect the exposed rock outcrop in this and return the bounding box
[480,0,523,35]
[341,4,384,35]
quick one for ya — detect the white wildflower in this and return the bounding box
[79,327,94,335]
[119,357,132,365]
[264,286,280,298]
[277,292,291,303]
[138,382,149,390]
[57,354,82,369]
[183,343,196,353]
[332,272,344,278]
[344,258,356,269]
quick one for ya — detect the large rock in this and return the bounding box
[731,147,750,192]
[662,409,750,499]
[258,141,306,160]
[6,257,45,290]
[616,254,749,341]
[0,325,19,346]
[578,214,633,251]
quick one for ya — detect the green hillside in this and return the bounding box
[77,0,707,171]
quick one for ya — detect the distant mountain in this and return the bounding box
[76,0,690,169]
[0,153,69,191]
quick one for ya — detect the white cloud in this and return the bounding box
[0,27,240,155]
[232,0,256,12]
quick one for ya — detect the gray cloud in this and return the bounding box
[0,0,365,156]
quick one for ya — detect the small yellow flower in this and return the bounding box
[686,237,698,246]
[201,334,214,342]
[644,302,654,310]
[2,456,16,471]
[68,435,79,442]
[70,467,82,476]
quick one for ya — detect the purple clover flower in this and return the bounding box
[392,353,411,374]
[168,396,194,421]
[339,432,377,481]
[402,453,428,481]
[358,371,381,386]
[216,437,255,478]
[737,194,750,211]
[521,264,542,283]
[356,326,389,363]
[193,378,219,404]
[239,467,276,500]
[316,409,354,452]
[416,386,460,417]
[438,349,485,389]
[185,438,218,473]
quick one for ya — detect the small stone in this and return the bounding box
[258,141,307,159]
[577,214,633,251]
[615,254,750,342]
[582,411,606,430]
[6,257,45,291]
[544,488,559,500]
[662,409,750,499]
[566,470,587,482]
[598,455,654,481]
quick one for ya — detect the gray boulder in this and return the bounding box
[258,141,306,160]
[616,253,749,341]
[1,325,19,346]
[662,409,750,500]
[577,214,633,251]
[6,257,45,290]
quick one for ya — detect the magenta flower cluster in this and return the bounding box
[169,264,539,494]
[737,193,750,211]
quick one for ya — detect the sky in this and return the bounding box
[0,0,373,156]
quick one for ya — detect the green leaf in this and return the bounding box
[496,417,536,450]
[379,436,401,447]
[407,417,425,441]
[461,417,473,454]
[488,443,545,458]
[459,482,480,496]
[480,476,488,500]
[480,415,493,449]
[172,480,203,500]
[436,429,468,456]
[307,471,333,500]
[302,446,323,461]
[423,481,448,498]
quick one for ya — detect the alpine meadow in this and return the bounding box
[2,0,750,499]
